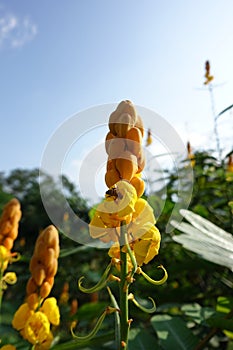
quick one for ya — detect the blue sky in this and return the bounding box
[1,0,233,179]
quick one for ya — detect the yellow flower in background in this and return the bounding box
[0,345,16,350]
[24,311,50,345]
[187,141,195,167]
[227,154,233,173]
[41,297,60,326]
[146,128,152,146]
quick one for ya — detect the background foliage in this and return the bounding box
[0,149,233,349]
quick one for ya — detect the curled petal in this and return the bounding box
[78,262,112,293]
[138,265,168,285]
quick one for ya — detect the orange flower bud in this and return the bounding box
[105,168,121,188]
[126,127,142,155]
[115,153,138,181]
[114,113,132,138]
[105,132,115,154]
[108,138,126,159]
[134,114,144,137]
[40,281,52,299]
[137,151,145,173]
[27,293,40,310]
[26,277,38,295]
[2,237,13,251]
[130,176,145,197]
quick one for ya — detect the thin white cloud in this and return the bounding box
[0,10,37,49]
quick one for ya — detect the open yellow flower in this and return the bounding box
[0,346,16,350]
[128,198,156,241]
[89,181,137,243]
[24,311,50,345]
[133,226,161,266]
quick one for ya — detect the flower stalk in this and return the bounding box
[119,222,130,349]
[77,100,167,349]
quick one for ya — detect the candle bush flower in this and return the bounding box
[12,225,60,349]
[0,198,21,309]
[74,100,167,349]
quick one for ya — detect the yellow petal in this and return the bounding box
[12,303,34,331]
[0,245,10,271]
[34,331,53,350]
[41,297,60,326]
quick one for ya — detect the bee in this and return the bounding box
[105,186,118,199]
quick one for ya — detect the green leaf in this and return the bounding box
[227,340,233,350]
[151,314,199,350]
[207,316,233,332]
[181,303,215,325]
[216,296,233,314]
[128,327,159,350]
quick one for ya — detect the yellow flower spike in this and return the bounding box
[146,128,152,147]
[24,311,50,345]
[41,297,60,326]
[12,303,34,331]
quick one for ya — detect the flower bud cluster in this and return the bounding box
[0,198,21,251]
[26,225,60,299]
[12,225,60,349]
[89,101,161,266]
[105,100,145,197]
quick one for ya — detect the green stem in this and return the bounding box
[119,221,130,350]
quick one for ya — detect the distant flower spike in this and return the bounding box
[204,60,214,85]
[12,225,60,349]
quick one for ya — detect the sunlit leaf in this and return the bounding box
[151,314,198,350]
